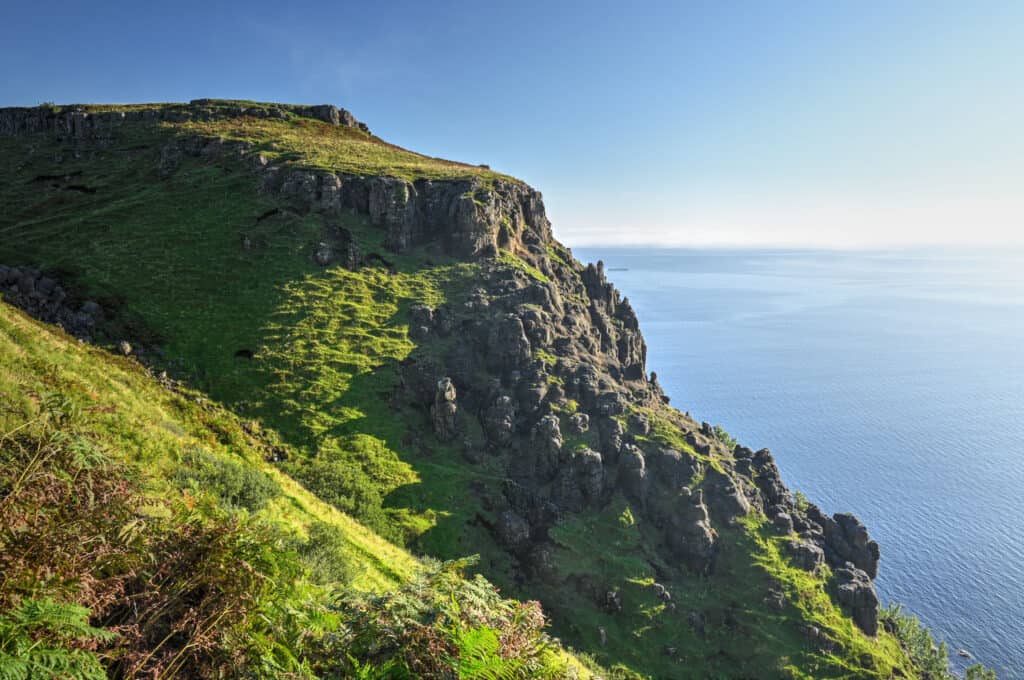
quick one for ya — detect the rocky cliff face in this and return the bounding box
[0,102,886,649]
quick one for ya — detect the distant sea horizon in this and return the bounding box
[572,246,1024,678]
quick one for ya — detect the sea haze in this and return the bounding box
[573,247,1024,678]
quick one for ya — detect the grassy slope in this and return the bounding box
[0,105,918,678]
[0,301,598,677]
[178,115,520,183]
[0,298,415,592]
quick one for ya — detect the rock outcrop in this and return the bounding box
[0,265,104,340]
[0,99,367,139]
[431,377,459,441]
[834,565,880,636]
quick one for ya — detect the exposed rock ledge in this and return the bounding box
[0,100,367,139]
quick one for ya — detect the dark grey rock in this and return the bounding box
[483,395,516,447]
[494,510,531,550]
[431,377,458,441]
[786,539,825,572]
[834,565,879,636]
[666,488,717,574]
[568,412,590,434]
[530,414,563,480]
[773,512,794,535]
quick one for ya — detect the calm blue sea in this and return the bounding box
[573,247,1024,678]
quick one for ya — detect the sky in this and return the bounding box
[2,1,1022,248]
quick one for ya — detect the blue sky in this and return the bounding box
[3,1,1021,247]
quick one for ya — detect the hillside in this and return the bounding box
[0,298,598,677]
[0,100,982,678]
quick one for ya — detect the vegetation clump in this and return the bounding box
[313,557,574,679]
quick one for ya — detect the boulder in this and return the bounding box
[617,445,648,504]
[494,510,531,550]
[568,412,590,434]
[598,416,624,459]
[628,412,650,436]
[785,539,824,572]
[666,488,717,574]
[649,448,700,491]
[834,565,880,636]
[483,395,516,447]
[773,512,794,535]
[575,447,604,500]
[830,513,881,579]
[530,415,563,480]
[488,314,532,375]
[430,377,458,441]
[703,468,750,522]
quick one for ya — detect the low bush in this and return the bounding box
[176,446,282,511]
[881,604,996,680]
[311,557,569,679]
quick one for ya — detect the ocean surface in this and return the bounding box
[573,247,1024,678]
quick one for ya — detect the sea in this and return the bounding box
[572,247,1024,678]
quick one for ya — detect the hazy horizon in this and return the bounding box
[5,1,1021,249]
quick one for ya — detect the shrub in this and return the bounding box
[176,446,282,511]
[311,557,567,679]
[881,604,997,680]
[712,424,738,450]
[284,453,399,542]
[299,521,357,585]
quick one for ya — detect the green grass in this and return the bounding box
[533,498,916,679]
[176,115,519,183]
[497,249,551,282]
[0,301,415,591]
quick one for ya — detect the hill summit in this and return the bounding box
[0,100,969,678]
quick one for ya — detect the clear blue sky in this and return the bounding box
[3,1,1021,247]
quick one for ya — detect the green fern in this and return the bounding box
[453,626,521,680]
[0,598,114,680]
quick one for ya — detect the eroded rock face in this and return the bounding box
[649,448,700,492]
[703,468,751,522]
[574,448,605,501]
[618,446,648,505]
[483,395,516,447]
[805,506,881,579]
[269,170,552,259]
[495,510,531,551]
